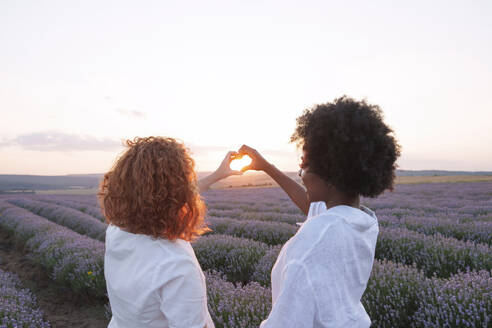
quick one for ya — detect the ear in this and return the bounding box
[311,173,333,192]
[320,176,335,191]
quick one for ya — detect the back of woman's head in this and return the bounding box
[98,136,207,241]
[291,96,401,198]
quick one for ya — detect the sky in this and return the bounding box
[1,0,491,175]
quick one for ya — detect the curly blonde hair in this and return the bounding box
[98,136,208,241]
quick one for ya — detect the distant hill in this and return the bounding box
[0,174,101,192]
[397,170,492,176]
[1,170,491,192]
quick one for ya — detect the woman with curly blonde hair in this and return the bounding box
[99,136,241,328]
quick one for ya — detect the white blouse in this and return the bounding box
[104,225,215,328]
[260,202,379,328]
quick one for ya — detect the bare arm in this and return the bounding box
[197,151,241,193]
[239,145,309,215]
[263,162,309,215]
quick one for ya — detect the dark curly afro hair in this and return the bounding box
[291,96,401,198]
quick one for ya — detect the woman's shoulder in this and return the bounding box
[296,213,344,240]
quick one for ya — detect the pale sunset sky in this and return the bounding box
[1,0,491,175]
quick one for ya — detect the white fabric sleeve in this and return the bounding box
[154,259,212,328]
[260,261,316,328]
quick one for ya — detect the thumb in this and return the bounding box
[230,170,243,176]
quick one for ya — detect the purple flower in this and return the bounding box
[0,268,51,327]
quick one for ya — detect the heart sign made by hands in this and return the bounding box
[230,155,252,172]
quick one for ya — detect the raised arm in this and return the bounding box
[238,145,309,215]
[197,151,242,193]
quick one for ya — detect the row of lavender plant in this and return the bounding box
[379,214,492,245]
[363,182,492,222]
[36,196,105,221]
[208,208,303,225]
[365,261,492,327]
[0,267,51,328]
[377,226,492,278]
[206,202,302,215]
[193,234,270,284]
[203,187,297,208]
[206,216,298,245]
[0,201,106,298]
[52,194,99,208]
[8,198,107,241]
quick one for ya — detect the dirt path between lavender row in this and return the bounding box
[0,229,109,328]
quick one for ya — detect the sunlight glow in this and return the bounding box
[230,155,252,171]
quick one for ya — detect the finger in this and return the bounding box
[223,151,239,164]
[230,170,243,176]
[232,152,242,160]
[226,151,239,159]
[240,165,252,173]
[239,145,254,155]
[226,151,241,163]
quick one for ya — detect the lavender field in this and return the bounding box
[1,182,492,327]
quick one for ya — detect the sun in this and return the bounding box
[230,155,252,171]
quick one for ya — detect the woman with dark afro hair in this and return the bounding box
[239,96,400,328]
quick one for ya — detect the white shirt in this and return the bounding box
[260,202,379,328]
[104,225,215,328]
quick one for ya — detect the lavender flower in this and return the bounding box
[193,235,269,284]
[377,227,492,278]
[251,245,282,286]
[206,217,297,245]
[0,267,51,327]
[205,271,271,328]
[412,269,492,327]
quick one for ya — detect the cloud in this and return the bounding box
[116,108,146,118]
[0,132,123,152]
